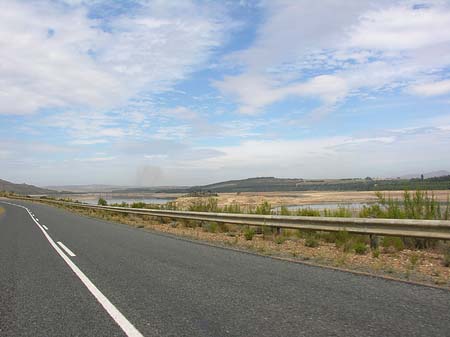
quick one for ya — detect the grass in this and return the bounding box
[305,236,319,248]
[243,227,256,240]
[353,242,368,255]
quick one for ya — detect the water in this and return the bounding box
[82,197,173,206]
[273,202,372,211]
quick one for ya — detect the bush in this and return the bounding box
[131,202,146,208]
[244,227,256,240]
[372,248,380,258]
[335,230,350,248]
[253,201,272,215]
[274,236,286,245]
[382,236,405,252]
[98,198,107,206]
[305,236,319,248]
[188,198,220,212]
[295,208,321,216]
[204,222,218,233]
[353,242,368,255]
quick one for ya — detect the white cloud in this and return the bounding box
[216,0,450,115]
[410,79,450,96]
[0,0,227,115]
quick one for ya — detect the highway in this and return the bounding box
[1,199,450,337]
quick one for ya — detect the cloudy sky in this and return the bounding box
[1,0,450,186]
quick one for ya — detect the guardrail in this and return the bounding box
[6,196,450,240]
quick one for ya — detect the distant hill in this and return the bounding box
[45,184,134,193]
[399,170,450,179]
[164,175,450,193]
[0,179,56,195]
[113,175,448,193]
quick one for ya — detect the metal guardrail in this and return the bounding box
[7,196,450,240]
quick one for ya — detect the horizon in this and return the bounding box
[2,0,450,186]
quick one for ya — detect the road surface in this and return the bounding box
[1,199,449,336]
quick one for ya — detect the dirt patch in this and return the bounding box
[174,190,450,210]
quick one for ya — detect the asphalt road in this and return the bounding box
[1,199,450,337]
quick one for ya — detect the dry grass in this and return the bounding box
[0,206,4,215]
[51,203,450,289]
[174,190,450,209]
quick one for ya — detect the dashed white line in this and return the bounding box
[57,241,76,257]
[0,201,144,337]
[42,225,49,231]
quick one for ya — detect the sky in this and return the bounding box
[1,0,450,187]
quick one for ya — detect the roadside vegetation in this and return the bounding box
[2,189,450,287]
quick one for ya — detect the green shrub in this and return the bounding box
[305,236,319,248]
[409,253,420,268]
[188,198,220,212]
[244,227,256,240]
[97,198,107,206]
[253,201,272,215]
[323,207,352,218]
[382,236,405,251]
[335,230,350,248]
[295,208,321,216]
[274,236,286,245]
[223,203,242,213]
[353,242,368,255]
[279,205,291,216]
[372,248,380,258]
[131,202,146,208]
[204,222,218,233]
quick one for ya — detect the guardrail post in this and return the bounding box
[276,226,281,236]
[370,234,379,249]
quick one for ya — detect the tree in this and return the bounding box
[98,197,107,206]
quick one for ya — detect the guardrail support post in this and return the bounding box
[370,234,379,249]
[276,226,281,236]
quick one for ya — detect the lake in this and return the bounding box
[82,197,173,206]
[273,202,373,211]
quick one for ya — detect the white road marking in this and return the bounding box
[0,201,144,337]
[42,225,49,231]
[57,241,76,257]
[35,218,39,221]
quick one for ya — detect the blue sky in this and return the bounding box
[1,0,450,186]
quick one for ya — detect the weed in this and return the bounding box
[204,222,218,233]
[253,201,272,215]
[295,208,321,216]
[274,236,286,245]
[244,227,256,240]
[382,236,405,252]
[353,242,368,255]
[305,236,319,248]
[372,248,380,258]
[409,253,420,269]
[335,230,351,249]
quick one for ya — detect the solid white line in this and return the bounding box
[0,201,143,337]
[42,225,49,231]
[57,241,76,257]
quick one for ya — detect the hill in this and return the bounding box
[176,176,450,193]
[399,170,450,179]
[0,179,56,195]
